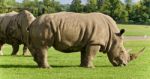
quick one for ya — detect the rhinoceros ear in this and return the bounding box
[119,29,125,36]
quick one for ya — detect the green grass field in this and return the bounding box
[118,24,150,36]
[0,24,150,79]
[0,41,150,79]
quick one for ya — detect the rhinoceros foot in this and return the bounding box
[80,63,95,68]
[38,63,50,68]
[23,51,30,56]
[0,50,3,55]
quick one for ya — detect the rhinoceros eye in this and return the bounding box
[120,50,124,54]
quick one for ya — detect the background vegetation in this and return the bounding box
[119,24,150,36]
[0,0,149,24]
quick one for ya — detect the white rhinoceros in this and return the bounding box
[28,12,144,68]
[0,10,35,55]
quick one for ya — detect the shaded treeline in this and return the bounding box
[0,0,149,24]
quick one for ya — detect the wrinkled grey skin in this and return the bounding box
[28,12,144,68]
[0,10,35,55]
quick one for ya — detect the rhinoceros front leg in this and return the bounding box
[11,44,19,55]
[23,44,30,56]
[0,42,4,55]
[32,47,49,68]
[80,45,100,68]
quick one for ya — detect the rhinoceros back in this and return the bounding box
[0,12,18,41]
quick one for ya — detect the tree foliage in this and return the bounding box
[129,0,150,24]
[84,0,97,12]
[99,0,128,23]
[70,0,83,12]
[0,0,149,24]
[0,0,17,13]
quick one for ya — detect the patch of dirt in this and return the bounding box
[124,36,150,40]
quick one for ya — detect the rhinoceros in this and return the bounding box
[28,12,144,68]
[0,10,35,55]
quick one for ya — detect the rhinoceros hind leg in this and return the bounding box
[33,47,50,68]
[0,43,4,55]
[80,45,100,68]
[0,50,3,55]
[23,45,30,56]
[11,44,19,55]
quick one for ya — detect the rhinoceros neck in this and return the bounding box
[102,14,117,53]
[103,23,112,53]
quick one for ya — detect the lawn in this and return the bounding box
[0,40,150,79]
[118,24,150,36]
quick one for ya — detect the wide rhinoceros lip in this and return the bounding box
[112,59,126,67]
[113,62,127,67]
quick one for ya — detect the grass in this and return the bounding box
[0,40,150,79]
[118,24,150,36]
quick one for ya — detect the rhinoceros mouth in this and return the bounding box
[112,47,145,67]
[112,62,127,67]
[111,57,128,67]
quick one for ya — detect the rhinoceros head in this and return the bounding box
[19,10,35,27]
[107,29,145,66]
[17,10,35,43]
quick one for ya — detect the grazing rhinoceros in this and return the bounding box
[0,10,35,55]
[28,12,144,68]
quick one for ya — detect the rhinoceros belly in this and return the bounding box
[53,42,84,53]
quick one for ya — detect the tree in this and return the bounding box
[51,1,62,12]
[43,0,62,13]
[23,0,32,7]
[142,0,150,24]
[62,4,70,11]
[130,0,150,24]
[99,0,128,23]
[124,0,132,23]
[97,0,105,9]
[43,0,56,13]
[84,0,97,12]
[22,0,37,15]
[125,0,132,13]
[0,0,17,13]
[32,0,41,16]
[70,0,83,12]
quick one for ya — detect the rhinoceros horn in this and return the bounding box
[129,47,145,61]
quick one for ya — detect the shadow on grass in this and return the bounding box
[0,64,78,68]
[51,65,79,68]
[0,64,37,68]
[51,65,112,68]
[0,55,32,57]
[0,64,112,68]
[96,65,112,67]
